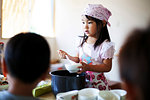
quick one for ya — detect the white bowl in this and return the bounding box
[56,90,78,100]
[65,63,82,73]
[110,89,127,100]
[78,88,103,100]
[99,91,120,100]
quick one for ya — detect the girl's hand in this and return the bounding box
[77,62,89,74]
[57,50,68,59]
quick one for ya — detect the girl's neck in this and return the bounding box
[86,36,97,44]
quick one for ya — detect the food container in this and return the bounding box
[50,70,85,96]
[0,74,8,91]
[32,80,51,97]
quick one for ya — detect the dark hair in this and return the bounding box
[5,32,50,83]
[119,27,150,100]
[80,15,111,49]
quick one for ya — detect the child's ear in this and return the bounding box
[2,58,8,77]
[41,67,50,80]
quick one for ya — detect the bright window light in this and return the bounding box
[1,0,55,39]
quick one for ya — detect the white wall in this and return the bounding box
[55,0,150,81]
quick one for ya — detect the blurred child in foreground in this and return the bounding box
[119,25,150,100]
[0,32,51,100]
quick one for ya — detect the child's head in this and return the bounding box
[119,26,150,100]
[81,4,112,48]
[4,32,50,83]
[82,4,112,26]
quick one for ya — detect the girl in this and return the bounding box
[58,4,115,90]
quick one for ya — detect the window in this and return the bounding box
[1,0,55,39]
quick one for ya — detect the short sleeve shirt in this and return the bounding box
[78,40,115,64]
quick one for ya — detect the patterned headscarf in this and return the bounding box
[82,4,112,26]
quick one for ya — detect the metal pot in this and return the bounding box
[50,70,85,96]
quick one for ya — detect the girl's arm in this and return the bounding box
[78,58,112,74]
[67,53,80,63]
[58,50,80,63]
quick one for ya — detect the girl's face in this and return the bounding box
[82,16,97,38]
